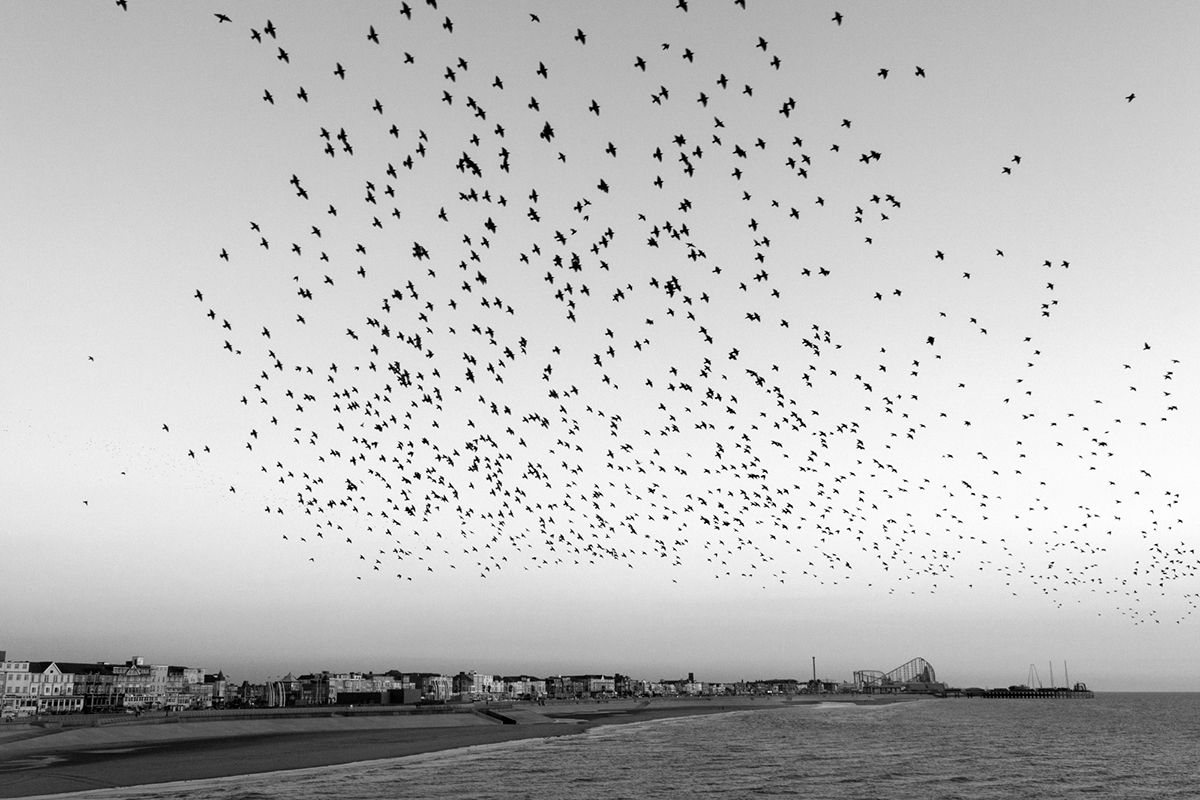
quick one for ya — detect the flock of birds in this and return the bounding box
[111,2,1193,624]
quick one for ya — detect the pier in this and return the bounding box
[955,684,1094,699]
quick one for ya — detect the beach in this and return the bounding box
[0,696,917,797]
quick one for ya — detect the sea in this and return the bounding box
[49,693,1200,800]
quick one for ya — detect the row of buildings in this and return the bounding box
[2,648,847,718]
[1,653,225,717]
[260,671,704,708]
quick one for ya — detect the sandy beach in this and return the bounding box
[0,696,919,798]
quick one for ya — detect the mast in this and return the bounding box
[1050,661,1055,689]
[1064,661,1070,688]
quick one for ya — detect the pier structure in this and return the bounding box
[957,683,1094,699]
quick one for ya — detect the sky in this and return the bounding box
[1,1,1198,690]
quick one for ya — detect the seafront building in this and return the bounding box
[0,657,83,716]
[501,675,547,699]
[1,652,214,717]
[267,671,406,707]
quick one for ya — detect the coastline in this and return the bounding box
[0,696,921,798]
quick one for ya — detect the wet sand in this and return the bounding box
[0,696,918,798]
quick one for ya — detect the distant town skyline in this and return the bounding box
[7,648,1075,721]
[0,644,1147,695]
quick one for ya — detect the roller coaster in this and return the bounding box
[853,657,942,693]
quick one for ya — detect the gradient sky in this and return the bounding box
[2,1,1198,690]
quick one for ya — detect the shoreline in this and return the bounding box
[0,696,922,798]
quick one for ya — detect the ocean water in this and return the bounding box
[55,693,1200,799]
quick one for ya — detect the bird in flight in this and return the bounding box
[179,2,1185,624]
